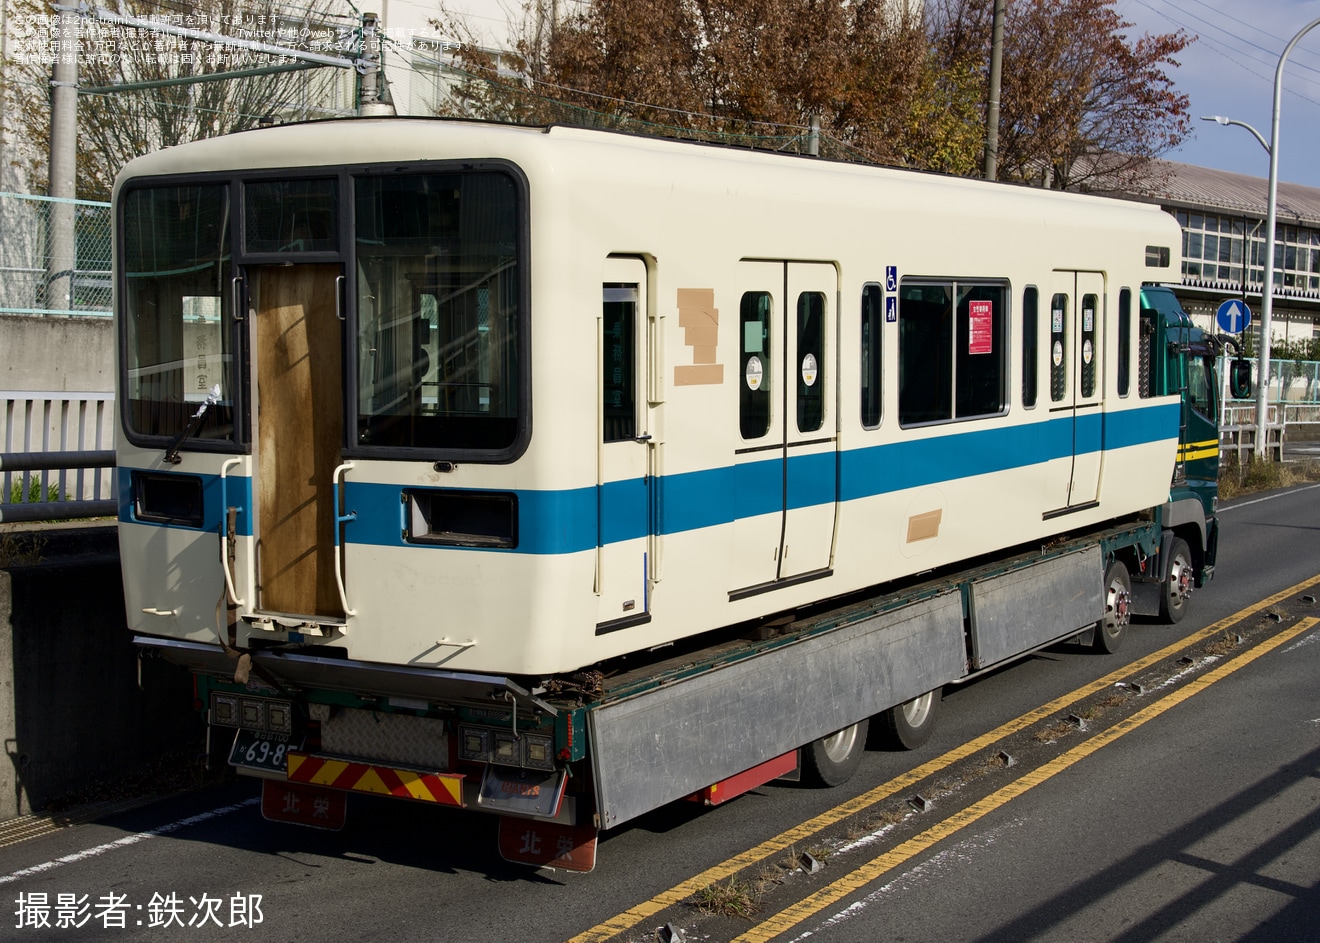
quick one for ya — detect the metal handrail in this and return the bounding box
[0,449,116,523]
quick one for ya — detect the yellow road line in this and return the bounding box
[734,616,1320,942]
[568,575,1319,943]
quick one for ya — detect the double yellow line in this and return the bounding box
[570,576,1320,943]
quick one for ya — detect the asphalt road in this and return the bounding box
[2,481,1318,943]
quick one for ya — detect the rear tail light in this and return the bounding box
[211,692,293,735]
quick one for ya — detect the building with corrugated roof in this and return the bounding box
[1129,159,1320,345]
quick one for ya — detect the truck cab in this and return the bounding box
[1138,284,1228,614]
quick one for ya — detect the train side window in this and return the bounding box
[860,283,883,428]
[602,284,638,442]
[956,283,1007,418]
[898,279,1006,426]
[1080,293,1098,397]
[797,291,825,432]
[740,291,773,439]
[1050,293,1068,402]
[898,283,953,425]
[1117,288,1132,397]
[1022,286,1039,409]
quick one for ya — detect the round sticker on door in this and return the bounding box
[1082,338,1093,365]
[745,355,764,391]
[801,353,818,387]
[1052,340,1064,367]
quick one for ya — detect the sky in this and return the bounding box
[1116,0,1320,188]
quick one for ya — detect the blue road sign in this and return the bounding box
[1216,299,1251,334]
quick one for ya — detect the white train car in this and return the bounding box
[115,118,1184,678]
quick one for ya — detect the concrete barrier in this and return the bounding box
[0,523,199,819]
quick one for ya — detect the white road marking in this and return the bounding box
[0,797,259,885]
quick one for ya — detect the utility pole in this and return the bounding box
[983,0,1005,181]
[46,9,78,315]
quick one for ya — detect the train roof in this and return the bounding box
[112,116,1172,222]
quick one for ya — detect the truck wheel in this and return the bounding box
[802,718,869,787]
[877,689,942,750]
[1159,537,1193,624]
[1093,560,1132,654]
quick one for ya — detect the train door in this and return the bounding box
[249,263,346,619]
[597,258,654,630]
[1045,271,1104,513]
[730,261,839,595]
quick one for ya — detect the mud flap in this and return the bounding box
[261,779,346,831]
[496,817,598,872]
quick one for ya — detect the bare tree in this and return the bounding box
[4,0,354,200]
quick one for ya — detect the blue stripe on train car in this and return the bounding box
[118,402,1181,554]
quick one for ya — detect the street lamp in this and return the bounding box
[1203,17,1320,459]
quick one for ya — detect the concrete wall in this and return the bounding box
[0,523,198,819]
[0,315,114,393]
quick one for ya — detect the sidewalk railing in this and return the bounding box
[1,391,116,522]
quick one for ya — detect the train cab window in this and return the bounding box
[353,171,523,454]
[1117,288,1132,397]
[243,178,338,254]
[120,184,237,446]
[1050,293,1068,402]
[860,284,883,428]
[740,291,773,439]
[1080,293,1098,397]
[1022,286,1039,409]
[797,291,825,432]
[898,279,1006,426]
[603,284,638,442]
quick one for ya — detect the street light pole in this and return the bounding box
[1255,17,1320,459]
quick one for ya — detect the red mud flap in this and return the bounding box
[261,779,347,831]
[497,816,598,873]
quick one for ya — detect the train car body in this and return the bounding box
[114,120,1224,867]
[117,118,1186,674]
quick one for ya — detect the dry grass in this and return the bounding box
[693,877,760,919]
[1033,720,1075,743]
[1219,457,1320,500]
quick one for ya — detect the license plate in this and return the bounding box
[477,765,567,819]
[229,729,303,774]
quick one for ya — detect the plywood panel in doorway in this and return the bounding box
[255,264,344,618]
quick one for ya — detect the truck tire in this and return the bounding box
[877,688,941,750]
[1159,536,1193,624]
[802,718,869,787]
[1093,559,1132,654]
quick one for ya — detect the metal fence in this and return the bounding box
[0,192,112,318]
[0,391,116,522]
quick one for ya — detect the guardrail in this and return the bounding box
[0,449,116,522]
[1,391,115,523]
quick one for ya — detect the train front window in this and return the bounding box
[354,172,522,453]
[120,184,236,445]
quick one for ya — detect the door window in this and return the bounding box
[740,291,773,440]
[796,291,825,433]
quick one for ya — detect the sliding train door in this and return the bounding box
[1045,271,1105,514]
[250,263,346,619]
[730,261,839,596]
[596,257,654,631]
